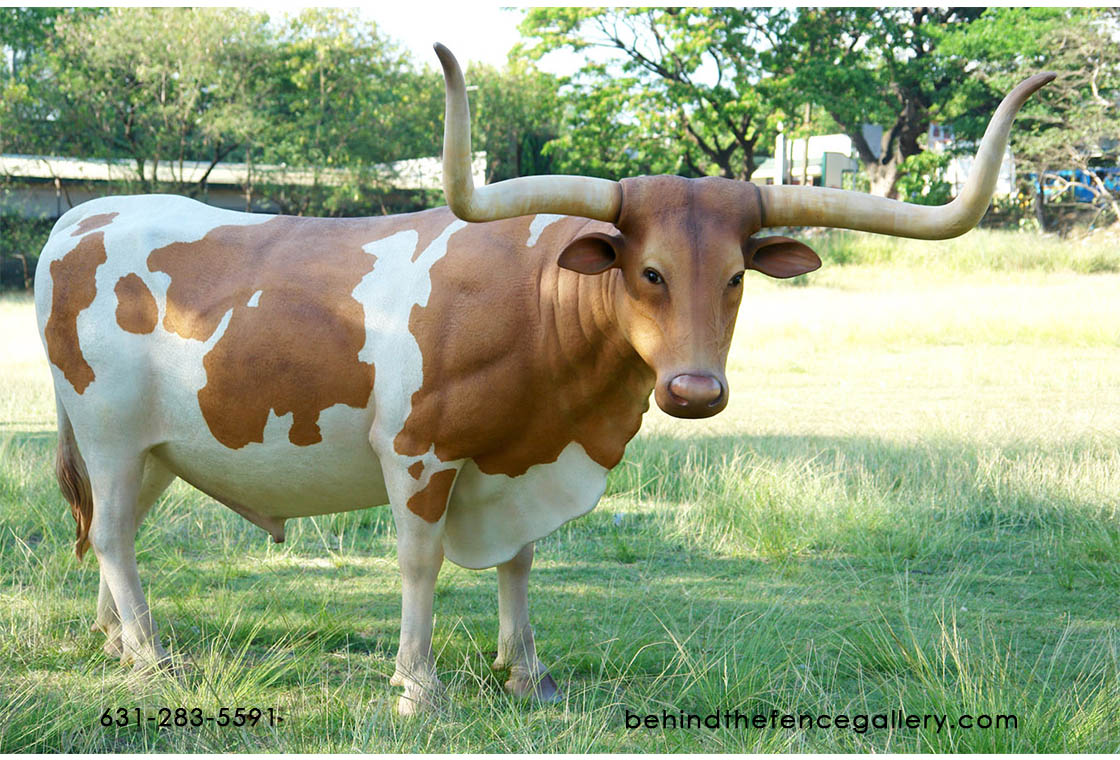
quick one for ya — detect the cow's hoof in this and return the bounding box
[128,656,173,675]
[173,653,197,675]
[505,669,561,703]
[103,636,124,658]
[394,687,445,716]
[395,693,428,716]
[122,643,173,675]
[93,621,124,658]
[391,672,445,716]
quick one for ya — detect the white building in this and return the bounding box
[0,152,487,218]
[752,124,1016,197]
[751,134,860,188]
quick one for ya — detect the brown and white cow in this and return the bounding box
[35,44,1052,714]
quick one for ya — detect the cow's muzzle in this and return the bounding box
[657,373,727,419]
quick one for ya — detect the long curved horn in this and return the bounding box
[435,43,622,223]
[757,72,1055,239]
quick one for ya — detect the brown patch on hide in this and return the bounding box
[113,274,158,334]
[44,232,107,393]
[408,461,425,480]
[146,215,394,449]
[394,213,655,478]
[70,212,118,237]
[407,468,457,522]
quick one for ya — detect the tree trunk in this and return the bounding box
[800,103,811,186]
[848,122,907,199]
[867,160,902,199]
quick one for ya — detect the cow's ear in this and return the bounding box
[558,232,622,275]
[744,235,822,279]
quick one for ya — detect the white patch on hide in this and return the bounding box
[526,214,565,247]
[443,442,608,569]
[354,219,466,471]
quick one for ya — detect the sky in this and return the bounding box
[105,2,612,76]
[257,2,586,75]
[363,4,528,70]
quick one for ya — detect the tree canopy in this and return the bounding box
[939,7,1120,226]
[765,7,993,198]
[520,7,785,181]
[1,7,1116,216]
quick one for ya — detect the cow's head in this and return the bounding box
[433,43,1053,419]
[554,175,819,417]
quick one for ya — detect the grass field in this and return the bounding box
[1,228,1118,752]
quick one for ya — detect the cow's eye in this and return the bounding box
[729,271,744,287]
[643,268,664,285]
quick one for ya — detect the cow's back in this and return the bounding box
[35,195,460,518]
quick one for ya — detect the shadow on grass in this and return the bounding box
[3,425,1117,631]
[6,425,1115,543]
[611,430,1119,529]
[1,427,1117,751]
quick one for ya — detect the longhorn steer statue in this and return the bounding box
[35,43,1052,714]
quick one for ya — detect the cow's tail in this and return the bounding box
[55,402,93,560]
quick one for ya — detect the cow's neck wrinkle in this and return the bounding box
[394,213,654,478]
[538,261,655,457]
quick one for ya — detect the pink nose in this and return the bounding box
[668,374,724,407]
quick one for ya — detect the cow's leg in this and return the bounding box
[385,465,460,715]
[93,456,174,659]
[86,452,170,672]
[493,542,560,701]
[93,574,121,657]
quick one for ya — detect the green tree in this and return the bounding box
[467,59,564,182]
[0,7,69,80]
[541,65,675,179]
[941,8,1120,228]
[520,7,785,180]
[769,8,991,199]
[265,9,445,169]
[0,9,101,155]
[256,8,443,215]
[895,150,952,206]
[4,8,274,194]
